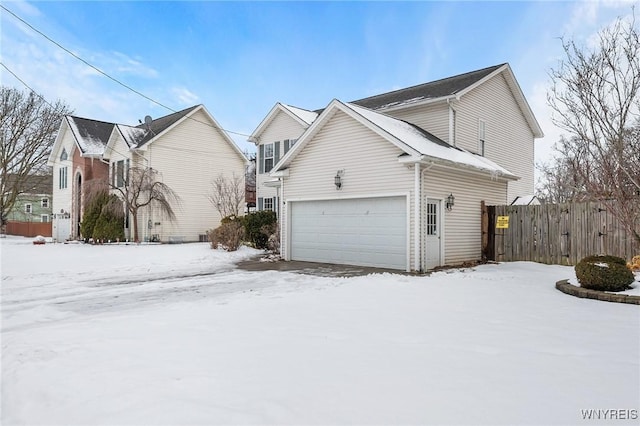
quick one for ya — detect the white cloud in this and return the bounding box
[171,87,199,106]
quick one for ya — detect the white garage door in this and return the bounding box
[290,196,407,270]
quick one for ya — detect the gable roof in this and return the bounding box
[65,116,114,156]
[274,99,516,179]
[350,63,543,138]
[50,105,247,165]
[133,105,200,148]
[351,64,506,110]
[248,102,317,143]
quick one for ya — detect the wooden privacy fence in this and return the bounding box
[4,221,52,238]
[482,201,639,266]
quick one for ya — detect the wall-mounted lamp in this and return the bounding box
[334,170,344,190]
[445,193,455,211]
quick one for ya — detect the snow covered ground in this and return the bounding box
[1,236,638,425]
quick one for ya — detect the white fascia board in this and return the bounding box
[47,118,69,166]
[420,156,519,181]
[269,169,289,177]
[456,64,544,138]
[248,102,310,144]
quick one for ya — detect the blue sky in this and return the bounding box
[1,0,636,170]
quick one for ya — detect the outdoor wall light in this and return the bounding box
[446,193,455,211]
[334,170,344,190]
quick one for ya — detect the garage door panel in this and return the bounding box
[290,196,407,270]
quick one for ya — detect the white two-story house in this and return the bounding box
[48,105,248,242]
[248,103,318,213]
[250,63,543,271]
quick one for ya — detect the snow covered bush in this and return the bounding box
[207,220,244,252]
[575,255,635,292]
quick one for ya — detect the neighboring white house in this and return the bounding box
[253,63,543,271]
[48,105,248,242]
[248,102,317,213]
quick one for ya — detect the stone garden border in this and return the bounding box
[556,280,640,305]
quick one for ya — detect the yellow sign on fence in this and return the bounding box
[496,216,510,229]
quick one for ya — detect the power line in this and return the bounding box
[1,62,58,110]
[0,4,252,139]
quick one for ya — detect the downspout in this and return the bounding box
[414,162,421,272]
[279,177,284,258]
[447,99,456,147]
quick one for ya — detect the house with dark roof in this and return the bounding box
[251,63,543,271]
[47,105,248,242]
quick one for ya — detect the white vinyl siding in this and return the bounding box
[281,110,414,266]
[51,125,74,220]
[256,110,308,202]
[454,73,535,201]
[385,102,450,143]
[423,167,507,265]
[141,108,246,242]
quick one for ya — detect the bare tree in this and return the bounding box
[0,86,72,227]
[208,173,245,218]
[108,166,180,242]
[547,12,640,244]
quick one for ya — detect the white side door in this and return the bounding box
[425,199,441,270]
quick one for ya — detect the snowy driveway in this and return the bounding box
[1,237,639,425]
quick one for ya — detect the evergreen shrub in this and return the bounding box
[575,255,635,292]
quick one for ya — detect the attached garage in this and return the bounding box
[289,196,408,270]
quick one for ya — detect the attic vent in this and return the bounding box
[60,148,68,161]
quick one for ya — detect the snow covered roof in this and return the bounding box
[281,104,318,125]
[344,102,515,177]
[65,116,114,156]
[116,125,148,148]
[275,99,515,179]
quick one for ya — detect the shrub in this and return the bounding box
[208,221,244,251]
[243,210,277,249]
[81,191,124,242]
[575,255,635,292]
[93,212,125,242]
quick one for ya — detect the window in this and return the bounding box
[41,214,49,223]
[59,167,68,189]
[116,160,125,187]
[60,148,68,161]
[426,203,437,235]
[41,198,49,208]
[111,163,116,187]
[478,119,486,156]
[25,203,32,214]
[264,143,274,173]
[263,197,274,211]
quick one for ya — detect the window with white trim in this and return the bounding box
[41,198,49,208]
[59,166,68,189]
[116,160,125,187]
[264,143,274,173]
[426,203,437,235]
[263,197,274,211]
[41,214,49,223]
[25,203,32,214]
[478,119,486,156]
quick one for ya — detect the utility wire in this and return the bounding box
[0,4,252,139]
